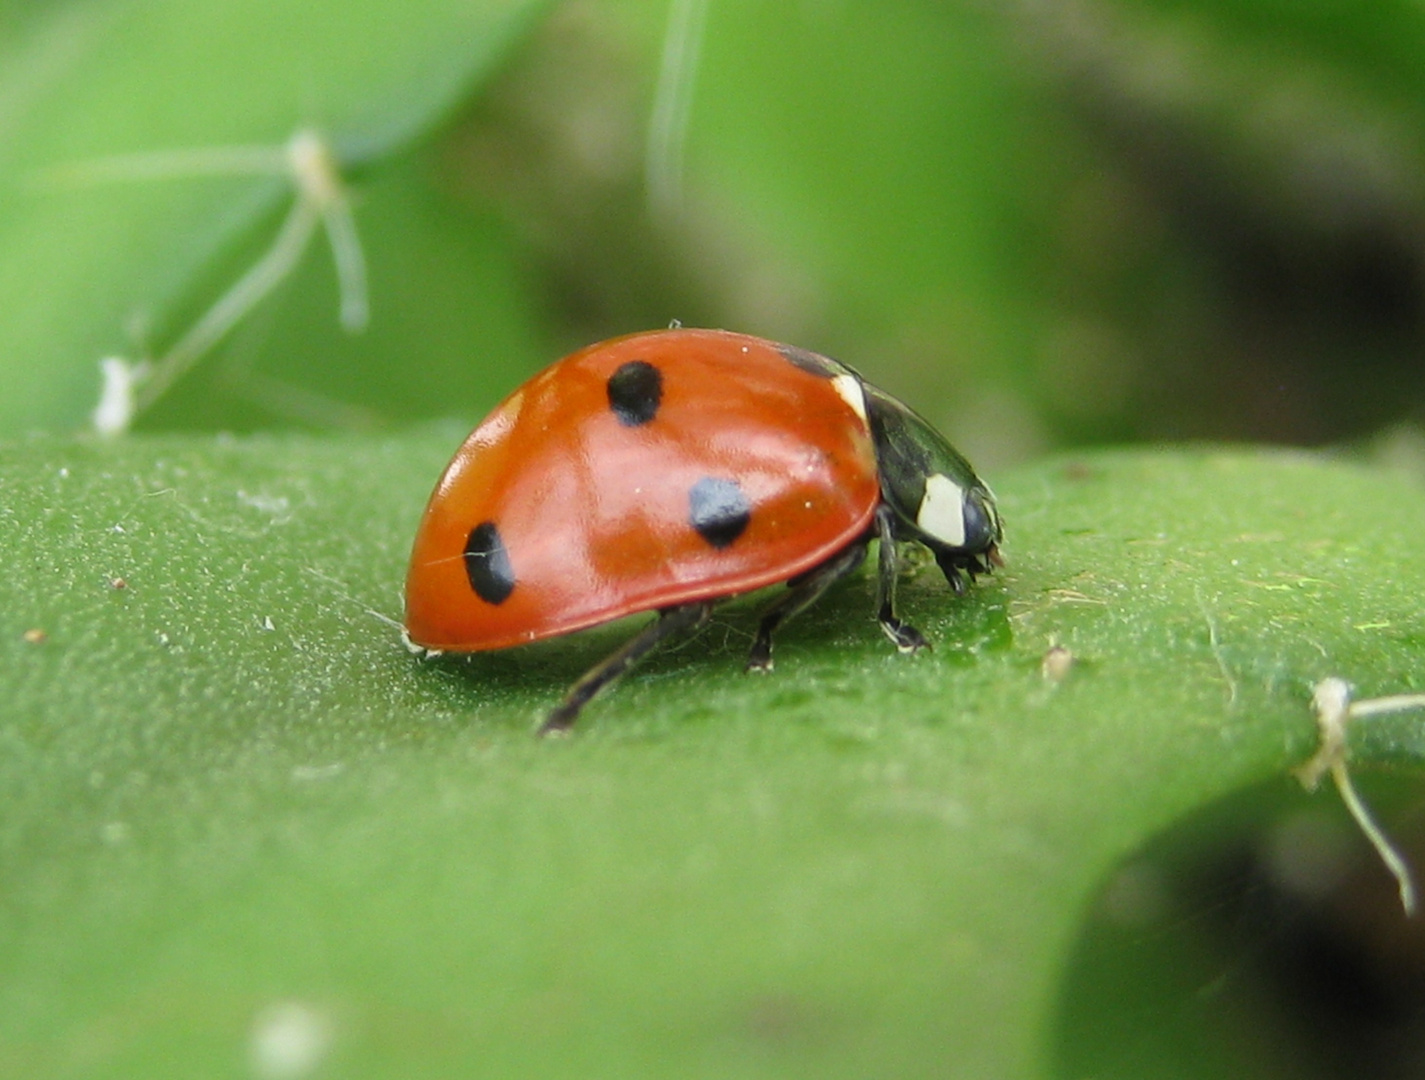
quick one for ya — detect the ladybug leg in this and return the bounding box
[539,601,714,736]
[745,538,870,673]
[934,549,969,595]
[875,504,929,654]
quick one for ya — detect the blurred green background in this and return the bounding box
[5,0,1425,1076]
[10,0,1425,459]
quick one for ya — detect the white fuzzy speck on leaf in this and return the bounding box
[250,1000,333,1079]
[91,357,149,437]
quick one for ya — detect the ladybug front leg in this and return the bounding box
[539,601,714,735]
[874,504,929,654]
[745,537,870,673]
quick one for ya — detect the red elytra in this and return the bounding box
[404,328,881,653]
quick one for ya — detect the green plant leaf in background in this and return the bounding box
[3,434,1423,1077]
[0,0,549,436]
[141,150,545,434]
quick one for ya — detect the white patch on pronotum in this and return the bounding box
[831,373,867,424]
[916,473,966,547]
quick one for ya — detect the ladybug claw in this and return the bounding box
[880,617,928,654]
[745,640,774,673]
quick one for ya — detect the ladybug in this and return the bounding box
[405,328,1002,733]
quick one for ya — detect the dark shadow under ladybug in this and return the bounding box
[403,330,1004,735]
[539,504,1002,734]
[430,573,864,723]
[440,548,1002,729]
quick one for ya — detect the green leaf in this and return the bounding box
[0,0,548,435]
[3,437,1423,1077]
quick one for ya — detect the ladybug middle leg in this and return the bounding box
[539,601,714,736]
[745,536,871,673]
[873,503,930,653]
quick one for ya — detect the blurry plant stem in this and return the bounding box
[1298,677,1425,916]
[46,130,367,432]
[646,0,709,224]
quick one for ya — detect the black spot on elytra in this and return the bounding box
[607,360,662,426]
[689,477,751,549]
[778,344,841,379]
[463,521,516,605]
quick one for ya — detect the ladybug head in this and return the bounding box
[863,383,1002,572]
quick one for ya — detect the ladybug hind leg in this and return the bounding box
[539,601,714,736]
[874,504,929,653]
[745,536,871,673]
